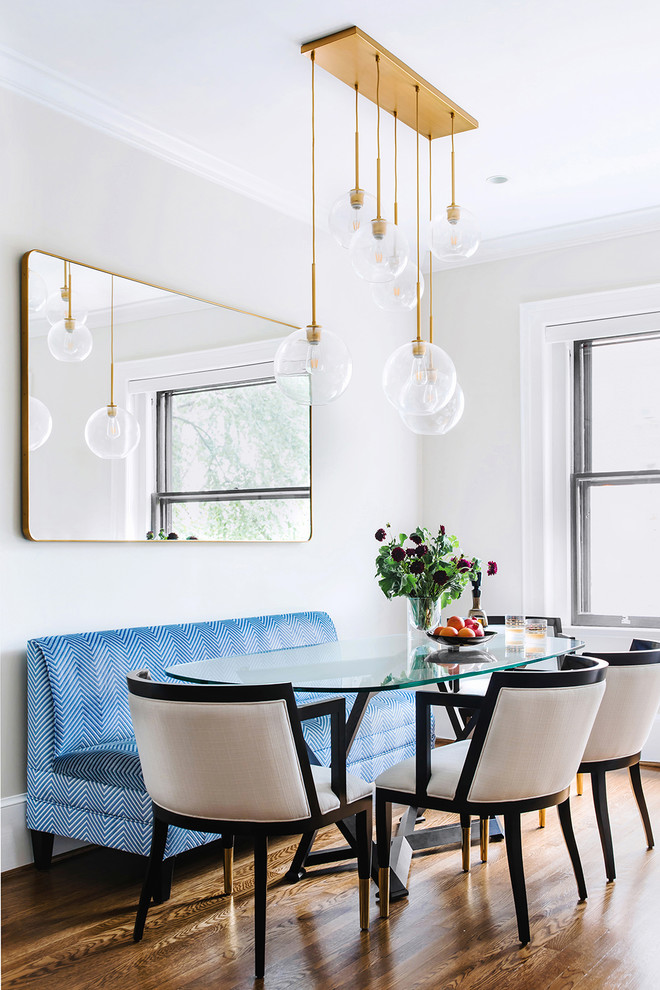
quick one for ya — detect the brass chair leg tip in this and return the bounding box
[378,868,390,918]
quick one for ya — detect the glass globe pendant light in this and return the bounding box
[372,111,423,312]
[383,87,456,417]
[275,49,352,407]
[28,396,53,450]
[85,276,140,459]
[47,261,93,363]
[328,83,377,249]
[28,269,48,313]
[402,138,464,435]
[430,111,479,263]
[349,54,409,283]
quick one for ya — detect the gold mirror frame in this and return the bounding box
[22,250,312,543]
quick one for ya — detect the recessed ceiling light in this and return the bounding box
[486,175,509,184]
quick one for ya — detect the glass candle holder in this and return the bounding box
[505,614,525,644]
[525,618,548,640]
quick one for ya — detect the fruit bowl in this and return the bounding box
[426,629,498,651]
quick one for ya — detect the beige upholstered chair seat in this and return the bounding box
[311,766,373,813]
[376,739,471,800]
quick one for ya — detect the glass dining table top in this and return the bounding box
[165,629,584,693]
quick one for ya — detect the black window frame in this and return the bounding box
[151,375,312,539]
[571,331,660,627]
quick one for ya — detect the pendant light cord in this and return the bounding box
[354,83,359,190]
[110,275,115,408]
[428,135,433,344]
[415,86,421,343]
[393,110,398,226]
[311,50,317,328]
[66,262,72,321]
[376,54,381,220]
[450,111,456,207]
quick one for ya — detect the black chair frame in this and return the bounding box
[578,647,660,882]
[127,672,372,979]
[376,656,607,944]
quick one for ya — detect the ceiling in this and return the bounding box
[4,0,660,252]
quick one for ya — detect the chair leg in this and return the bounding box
[134,817,168,942]
[479,817,489,862]
[461,813,471,872]
[223,834,235,894]
[576,772,584,796]
[376,795,392,919]
[538,809,546,828]
[355,807,372,931]
[30,830,54,871]
[591,770,616,882]
[629,762,654,849]
[557,797,587,901]
[503,813,530,945]
[253,834,268,979]
[152,857,174,905]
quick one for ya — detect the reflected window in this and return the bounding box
[152,371,311,541]
[572,332,660,624]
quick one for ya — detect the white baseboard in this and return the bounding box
[1,794,87,873]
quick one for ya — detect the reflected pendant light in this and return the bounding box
[275,51,352,407]
[372,111,424,311]
[430,111,480,262]
[47,261,93,362]
[403,137,465,435]
[349,54,409,283]
[28,270,48,313]
[85,276,140,458]
[328,83,377,249]
[383,87,456,417]
[28,396,53,450]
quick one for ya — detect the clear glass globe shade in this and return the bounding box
[382,341,456,416]
[372,264,424,312]
[85,405,141,459]
[349,218,409,283]
[45,290,89,327]
[29,396,53,450]
[400,383,465,435]
[274,327,352,406]
[28,270,48,312]
[328,188,377,249]
[430,206,480,262]
[47,319,93,362]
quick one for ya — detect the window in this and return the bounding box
[521,285,660,632]
[152,374,311,541]
[572,333,660,625]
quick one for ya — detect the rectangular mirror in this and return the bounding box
[22,251,312,542]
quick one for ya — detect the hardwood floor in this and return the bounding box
[3,767,659,989]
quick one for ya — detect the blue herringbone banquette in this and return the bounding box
[27,611,423,865]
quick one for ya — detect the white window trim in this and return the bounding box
[520,282,660,640]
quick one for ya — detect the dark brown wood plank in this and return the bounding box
[2,768,659,989]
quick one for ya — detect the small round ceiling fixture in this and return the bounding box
[486,175,509,184]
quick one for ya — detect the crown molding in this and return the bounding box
[4,43,660,260]
[425,206,660,273]
[0,43,309,225]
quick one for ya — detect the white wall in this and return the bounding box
[1,89,422,825]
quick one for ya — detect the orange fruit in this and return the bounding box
[446,616,465,630]
[439,626,458,636]
[433,626,445,636]
[457,626,476,638]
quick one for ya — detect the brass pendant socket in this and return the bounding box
[60,286,70,302]
[427,367,438,383]
[350,188,365,209]
[447,204,461,225]
[412,339,427,357]
[107,404,118,417]
[371,218,387,240]
[306,324,321,343]
[64,318,75,331]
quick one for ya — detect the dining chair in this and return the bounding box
[375,656,607,944]
[127,671,373,979]
[577,645,660,882]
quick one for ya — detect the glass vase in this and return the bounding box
[407,596,441,653]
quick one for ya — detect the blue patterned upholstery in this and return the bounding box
[27,612,424,863]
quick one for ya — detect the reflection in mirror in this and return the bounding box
[22,251,312,542]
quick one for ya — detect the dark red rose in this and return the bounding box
[391,546,406,562]
[409,533,422,546]
[167,532,179,540]
[439,525,446,535]
[406,547,418,557]
[410,559,425,574]
[457,557,471,572]
[487,560,498,576]
[434,569,451,585]
[416,544,429,557]
[375,528,387,541]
